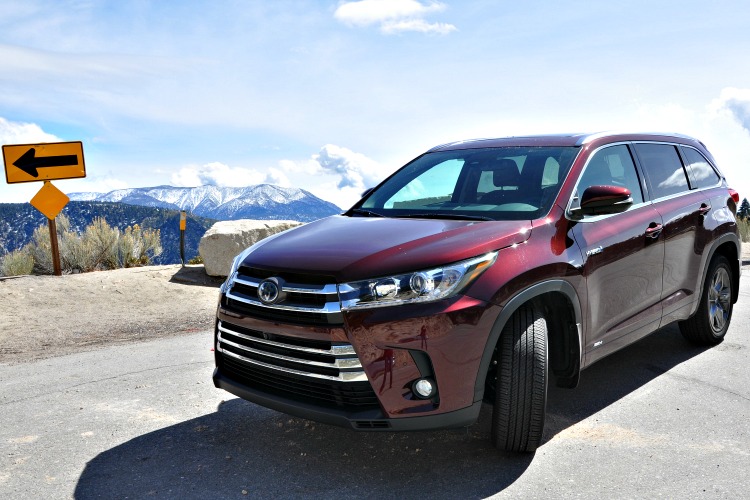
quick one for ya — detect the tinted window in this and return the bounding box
[681,146,720,189]
[634,143,688,199]
[576,145,643,205]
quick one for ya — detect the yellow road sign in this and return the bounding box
[3,141,85,184]
[30,181,70,220]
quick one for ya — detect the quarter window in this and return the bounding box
[681,147,720,189]
[634,143,689,199]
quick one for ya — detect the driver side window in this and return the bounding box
[577,145,644,205]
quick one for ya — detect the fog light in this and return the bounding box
[412,378,436,399]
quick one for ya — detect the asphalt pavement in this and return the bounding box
[2,271,750,499]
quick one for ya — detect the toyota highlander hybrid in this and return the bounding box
[213,132,740,452]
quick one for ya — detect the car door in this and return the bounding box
[632,142,714,326]
[568,144,665,365]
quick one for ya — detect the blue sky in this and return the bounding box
[1,0,750,208]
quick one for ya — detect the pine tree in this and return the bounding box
[738,198,750,220]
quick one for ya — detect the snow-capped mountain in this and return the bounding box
[68,184,343,222]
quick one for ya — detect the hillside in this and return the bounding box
[0,202,216,264]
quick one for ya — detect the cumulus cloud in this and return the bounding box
[0,116,60,145]
[712,87,750,134]
[265,167,292,187]
[170,161,296,188]
[334,0,456,35]
[381,18,456,35]
[171,162,267,187]
[275,145,387,206]
[312,144,384,190]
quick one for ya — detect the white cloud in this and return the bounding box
[313,144,384,190]
[381,18,456,35]
[711,87,750,134]
[170,161,297,189]
[276,145,390,207]
[171,162,267,187]
[334,0,456,35]
[265,167,292,187]
[0,116,60,145]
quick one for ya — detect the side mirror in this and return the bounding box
[360,187,374,199]
[572,185,633,217]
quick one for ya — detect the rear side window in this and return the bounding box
[634,143,689,199]
[681,147,720,189]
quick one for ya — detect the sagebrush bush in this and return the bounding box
[738,217,750,243]
[0,247,34,276]
[187,255,204,265]
[117,224,162,268]
[3,214,163,276]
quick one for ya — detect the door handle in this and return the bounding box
[699,203,711,215]
[645,222,663,239]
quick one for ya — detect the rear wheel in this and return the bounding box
[679,255,734,345]
[491,304,548,453]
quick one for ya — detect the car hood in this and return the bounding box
[241,215,532,282]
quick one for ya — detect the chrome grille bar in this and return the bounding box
[218,333,362,370]
[217,321,367,383]
[226,273,342,315]
[218,323,355,355]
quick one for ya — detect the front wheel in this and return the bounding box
[679,255,734,345]
[491,304,548,453]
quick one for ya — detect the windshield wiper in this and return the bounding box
[393,213,494,221]
[348,208,385,218]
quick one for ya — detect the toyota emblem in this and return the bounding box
[258,278,281,304]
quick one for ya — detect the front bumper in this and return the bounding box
[214,276,500,431]
[213,367,483,431]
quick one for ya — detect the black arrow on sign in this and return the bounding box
[13,148,78,178]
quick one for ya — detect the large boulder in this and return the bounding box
[199,220,302,276]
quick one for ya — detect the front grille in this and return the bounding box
[217,320,379,411]
[224,266,344,325]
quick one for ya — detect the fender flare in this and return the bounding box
[472,279,583,402]
[690,233,741,317]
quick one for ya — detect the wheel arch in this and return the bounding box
[698,234,740,308]
[473,279,583,404]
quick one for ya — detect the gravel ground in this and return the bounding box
[0,265,224,365]
[1,243,748,366]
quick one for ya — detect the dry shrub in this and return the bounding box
[21,215,162,275]
[738,218,750,243]
[0,247,34,276]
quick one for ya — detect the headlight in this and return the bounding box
[340,252,497,310]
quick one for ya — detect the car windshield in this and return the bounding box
[356,146,580,221]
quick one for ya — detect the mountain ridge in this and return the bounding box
[68,184,343,222]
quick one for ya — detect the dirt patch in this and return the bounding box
[0,265,224,365]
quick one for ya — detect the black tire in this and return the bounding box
[679,255,734,345]
[491,304,548,453]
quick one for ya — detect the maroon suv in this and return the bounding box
[213,132,741,452]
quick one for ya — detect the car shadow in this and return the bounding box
[169,265,224,288]
[74,324,708,499]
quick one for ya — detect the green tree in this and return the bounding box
[738,198,750,220]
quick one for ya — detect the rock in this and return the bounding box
[199,220,302,276]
